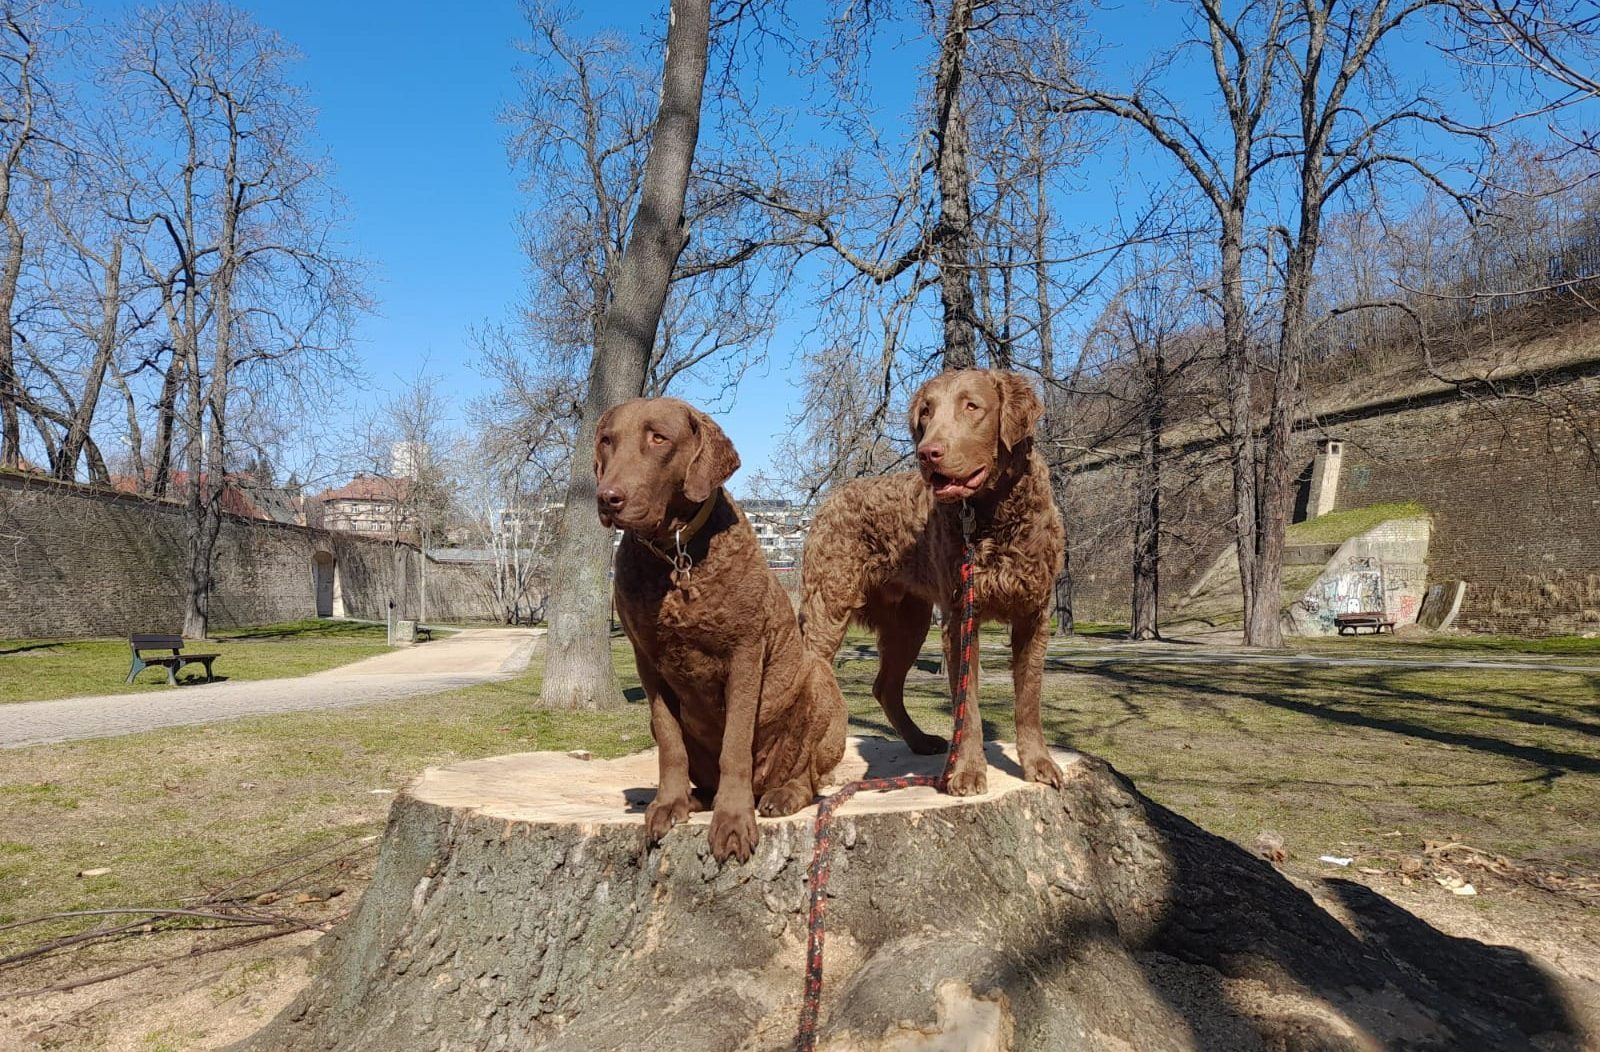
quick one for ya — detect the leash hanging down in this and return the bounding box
[795,502,979,1051]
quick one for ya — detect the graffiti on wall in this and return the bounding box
[1298,565,1384,629]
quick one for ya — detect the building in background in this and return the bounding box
[742,499,808,567]
[314,474,414,538]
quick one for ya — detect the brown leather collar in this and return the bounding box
[634,487,722,572]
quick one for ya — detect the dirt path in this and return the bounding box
[0,628,541,749]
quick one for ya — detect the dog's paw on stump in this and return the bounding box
[228,737,1589,1052]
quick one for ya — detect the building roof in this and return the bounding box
[108,470,298,523]
[316,475,411,504]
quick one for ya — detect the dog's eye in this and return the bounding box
[648,432,669,446]
[964,400,980,413]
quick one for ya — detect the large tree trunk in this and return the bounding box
[933,0,978,371]
[234,737,1586,1051]
[56,238,123,483]
[538,0,711,710]
[1220,213,1270,646]
[1034,155,1074,637]
[1130,364,1162,641]
[0,216,23,470]
[1050,467,1075,636]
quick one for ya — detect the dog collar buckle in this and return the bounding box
[959,500,976,542]
[671,526,693,584]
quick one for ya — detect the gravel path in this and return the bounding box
[1,628,542,750]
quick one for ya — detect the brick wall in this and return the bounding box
[1063,362,1600,636]
[0,473,498,638]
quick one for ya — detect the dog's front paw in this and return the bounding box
[758,782,813,817]
[945,762,988,797]
[644,795,691,845]
[709,806,759,863]
[1022,751,1064,788]
[906,731,948,756]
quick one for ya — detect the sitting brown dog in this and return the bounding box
[799,369,1065,796]
[596,396,846,862]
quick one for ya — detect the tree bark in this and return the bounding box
[150,353,183,497]
[55,238,123,484]
[538,0,712,710]
[1131,351,1163,640]
[0,215,22,470]
[235,737,1585,1051]
[1052,471,1075,636]
[933,0,978,371]
[1033,147,1074,637]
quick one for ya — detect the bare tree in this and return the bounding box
[109,2,363,638]
[531,0,713,710]
[1030,0,1523,646]
[0,2,70,469]
[375,376,460,623]
[1081,250,1211,638]
[464,355,570,625]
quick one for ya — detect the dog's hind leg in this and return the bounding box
[870,596,946,755]
[757,778,815,817]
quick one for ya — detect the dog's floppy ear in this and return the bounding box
[992,369,1043,451]
[907,385,930,441]
[683,406,740,502]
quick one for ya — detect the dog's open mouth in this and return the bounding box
[927,464,989,501]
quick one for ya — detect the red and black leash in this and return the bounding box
[795,504,978,1051]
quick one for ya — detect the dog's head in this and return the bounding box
[908,369,1043,503]
[594,397,740,537]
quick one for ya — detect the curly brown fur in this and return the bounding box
[597,397,846,863]
[799,370,1065,796]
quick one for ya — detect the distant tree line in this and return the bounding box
[1,1,364,636]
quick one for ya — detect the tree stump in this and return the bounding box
[235,738,1587,1051]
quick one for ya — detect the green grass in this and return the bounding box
[833,646,1600,875]
[0,655,650,957]
[1300,632,1600,661]
[1286,501,1428,544]
[0,619,392,704]
[3,635,1597,968]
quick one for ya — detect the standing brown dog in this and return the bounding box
[799,369,1065,796]
[596,397,846,862]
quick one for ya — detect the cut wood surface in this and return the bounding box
[234,737,1592,1052]
[409,735,1058,826]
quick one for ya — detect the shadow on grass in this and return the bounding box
[1074,661,1600,778]
[0,642,64,656]
[218,620,383,642]
[980,781,1585,1049]
[126,672,232,687]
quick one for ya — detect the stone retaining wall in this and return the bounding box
[0,473,498,638]
[1064,360,1600,636]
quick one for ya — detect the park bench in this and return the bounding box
[415,624,434,643]
[126,634,220,686]
[1334,612,1395,636]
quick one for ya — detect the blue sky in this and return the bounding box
[236,0,530,424]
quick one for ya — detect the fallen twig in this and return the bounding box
[0,918,340,1000]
